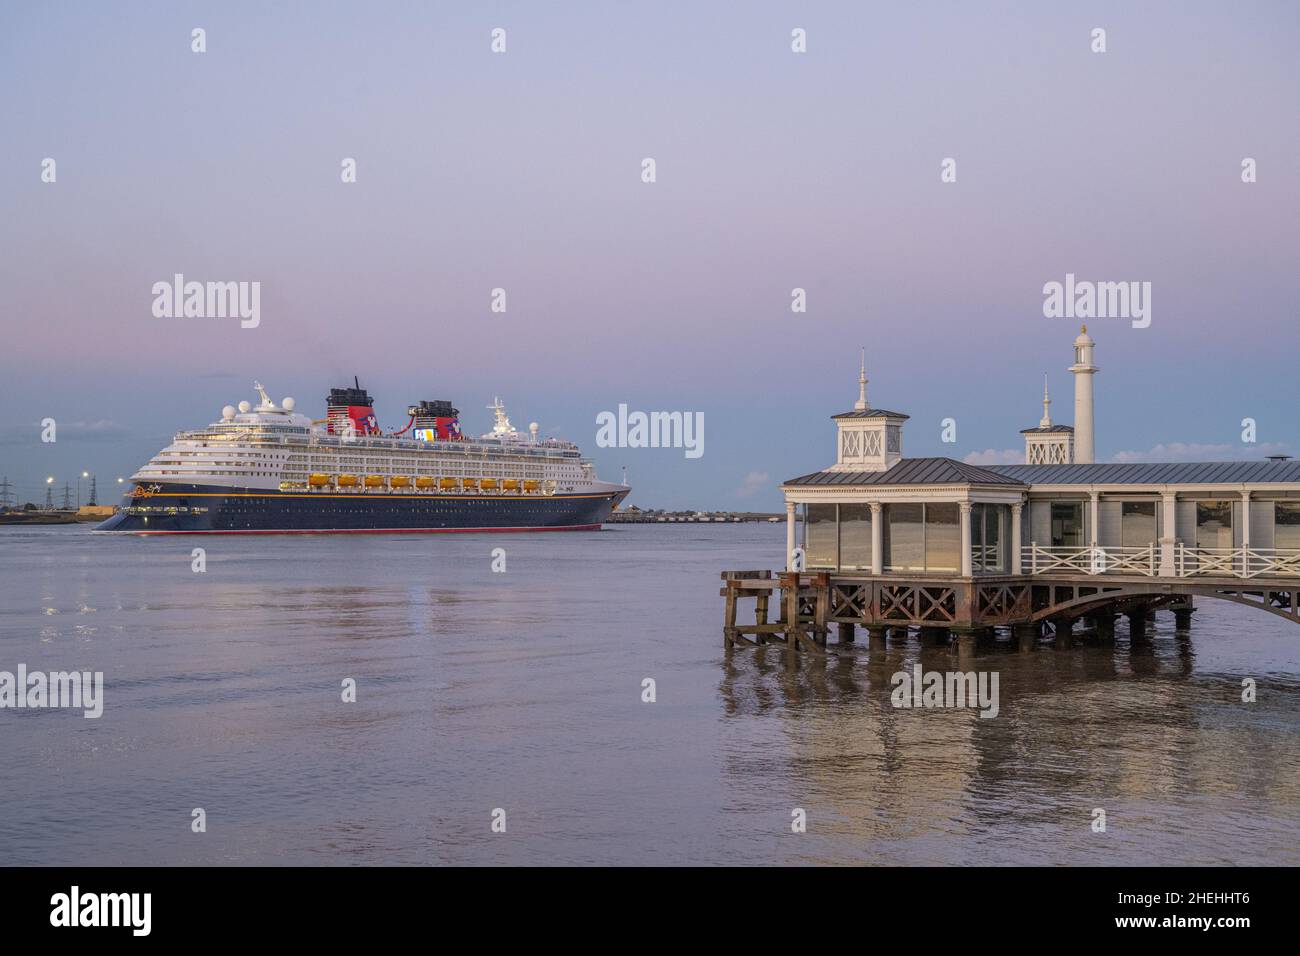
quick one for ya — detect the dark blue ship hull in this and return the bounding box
[94,484,628,534]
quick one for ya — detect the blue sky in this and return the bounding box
[1,1,1297,509]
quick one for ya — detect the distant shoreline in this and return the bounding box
[607,511,780,524]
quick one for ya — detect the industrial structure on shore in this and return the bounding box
[723,328,1300,652]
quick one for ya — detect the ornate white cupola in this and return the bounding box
[828,350,908,473]
[1020,374,1075,465]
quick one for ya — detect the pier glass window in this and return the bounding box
[1196,501,1234,549]
[883,504,925,572]
[1276,503,1300,549]
[970,503,1007,572]
[838,503,873,570]
[1050,502,1084,548]
[1121,501,1158,548]
[883,503,959,572]
[804,504,838,569]
[924,503,960,572]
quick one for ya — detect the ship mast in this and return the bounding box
[487,397,515,436]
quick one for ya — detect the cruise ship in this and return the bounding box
[95,381,629,534]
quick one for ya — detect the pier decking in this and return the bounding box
[722,564,1296,655]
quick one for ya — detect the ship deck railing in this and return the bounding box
[174,430,582,457]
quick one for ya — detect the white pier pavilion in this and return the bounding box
[782,332,1300,586]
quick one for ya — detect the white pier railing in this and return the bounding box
[1177,545,1300,579]
[1022,543,1300,579]
[1023,545,1158,576]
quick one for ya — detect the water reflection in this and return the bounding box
[2,524,1297,865]
[719,623,1300,865]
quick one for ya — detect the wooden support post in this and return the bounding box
[724,583,737,649]
[838,622,856,643]
[781,572,800,658]
[813,572,830,647]
[1128,608,1149,642]
[867,625,888,650]
[1013,621,1039,651]
[919,627,951,646]
[954,629,978,663]
[1095,613,1116,644]
[754,590,770,645]
[1053,617,1073,649]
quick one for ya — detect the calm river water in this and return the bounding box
[1,523,1297,865]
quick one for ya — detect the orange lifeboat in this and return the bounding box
[364,475,386,488]
[461,478,479,490]
[390,476,411,488]
[439,477,458,490]
[337,474,359,487]
[415,476,437,489]
[522,479,540,492]
[308,474,333,487]
[480,478,498,490]
[502,479,520,491]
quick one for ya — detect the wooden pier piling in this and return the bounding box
[919,626,951,646]
[1053,617,1074,648]
[867,625,888,649]
[1128,608,1149,642]
[719,566,1227,659]
[1172,597,1195,631]
[1013,621,1039,651]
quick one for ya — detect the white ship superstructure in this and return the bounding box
[130,384,615,496]
[100,380,629,534]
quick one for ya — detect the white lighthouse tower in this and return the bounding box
[1070,325,1098,464]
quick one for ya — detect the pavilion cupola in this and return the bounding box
[828,350,908,473]
[1020,374,1075,465]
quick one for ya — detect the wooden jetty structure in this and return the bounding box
[723,331,1300,653]
[722,568,1287,654]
